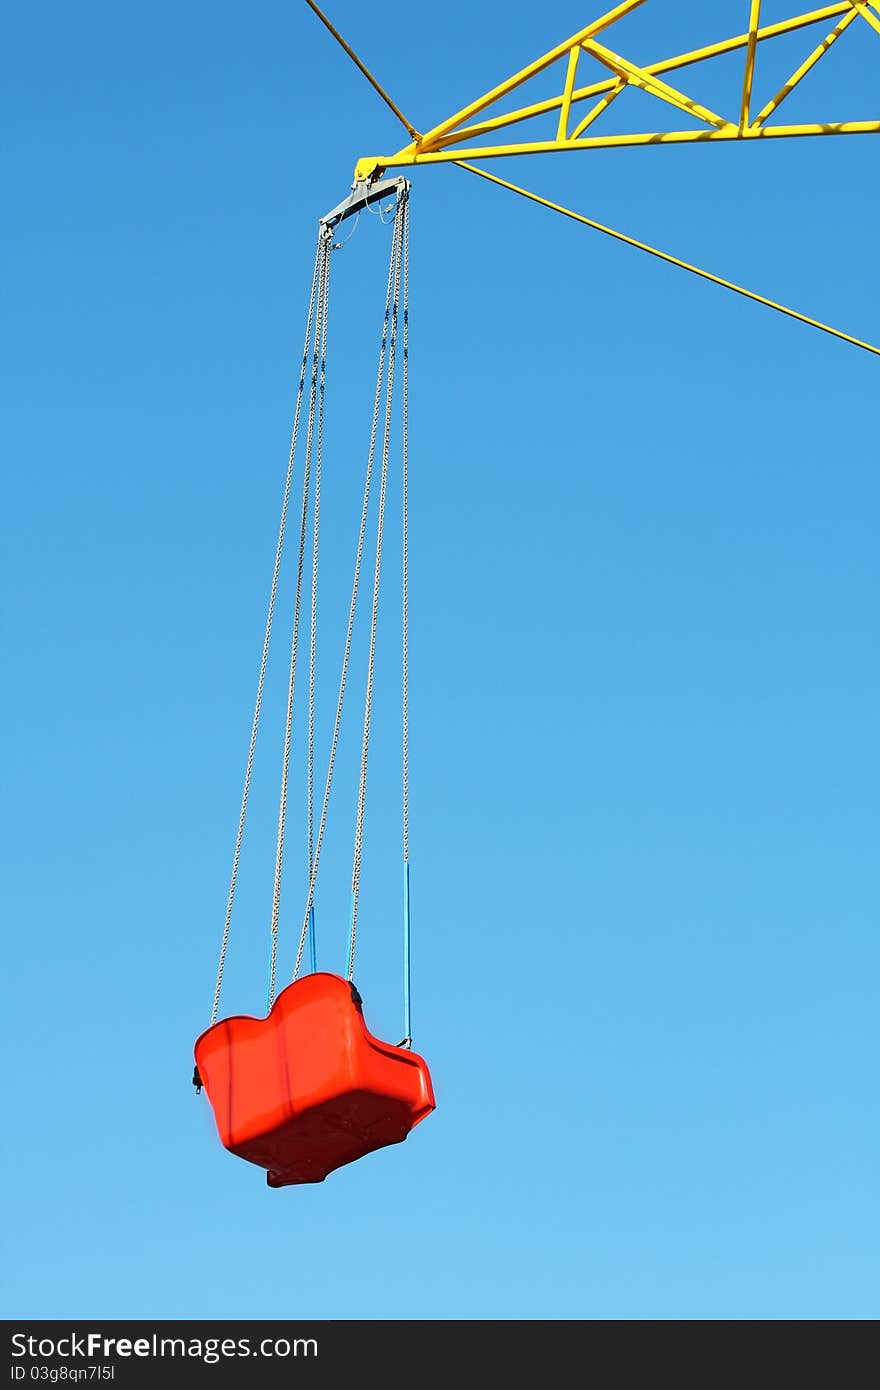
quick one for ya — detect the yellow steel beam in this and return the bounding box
[740,1,763,131]
[853,0,880,36]
[455,159,880,359]
[570,79,625,140]
[413,5,854,153]
[557,45,581,142]
[414,0,649,151]
[354,121,880,180]
[349,3,879,180]
[309,3,878,359]
[753,7,860,126]
[581,37,733,129]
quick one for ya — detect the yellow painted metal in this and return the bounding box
[354,122,880,180]
[854,0,880,37]
[740,1,763,131]
[455,159,880,359]
[557,45,581,142]
[413,0,649,153]
[308,1,878,363]
[433,2,855,150]
[581,37,733,129]
[753,8,860,127]
[570,80,625,141]
[353,3,877,180]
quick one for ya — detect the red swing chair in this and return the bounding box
[194,972,434,1187]
[195,183,432,1186]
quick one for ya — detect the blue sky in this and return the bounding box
[3,1,878,1319]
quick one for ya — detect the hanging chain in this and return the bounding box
[347,193,405,980]
[400,195,413,1046]
[210,235,323,1026]
[267,229,333,1009]
[293,196,405,982]
[308,231,331,900]
[305,214,331,976]
[401,196,410,869]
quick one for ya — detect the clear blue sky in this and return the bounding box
[3,1,878,1320]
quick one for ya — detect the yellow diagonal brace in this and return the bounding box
[753,8,860,126]
[853,0,880,36]
[570,79,625,140]
[455,160,880,359]
[557,46,581,142]
[418,5,852,153]
[581,38,734,130]
[740,1,763,131]
[416,0,648,151]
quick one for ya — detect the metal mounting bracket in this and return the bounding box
[320,175,410,231]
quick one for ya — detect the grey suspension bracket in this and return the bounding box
[320,175,410,231]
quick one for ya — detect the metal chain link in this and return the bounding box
[400,195,412,1044]
[308,231,331,897]
[347,195,405,980]
[210,235,323,1026]
[267,229,332,1009]
[292,197,404,981]
[401,197,411,868]
[305,218,331,976]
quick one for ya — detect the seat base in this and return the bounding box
[244,1091,419,1187]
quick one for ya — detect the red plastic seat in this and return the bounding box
[193,971,435,1186]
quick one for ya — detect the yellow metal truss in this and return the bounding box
[353,1,880,182]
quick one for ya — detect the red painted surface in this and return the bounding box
[194,972,435,1186]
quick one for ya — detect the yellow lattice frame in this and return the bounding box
[353,2,880,182]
